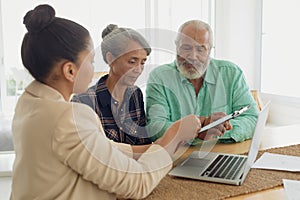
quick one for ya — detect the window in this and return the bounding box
[261,0,300,98]
[0,0,146,116]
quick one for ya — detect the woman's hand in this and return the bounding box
[154,114,201,155]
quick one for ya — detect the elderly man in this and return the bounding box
[146,20,258,143]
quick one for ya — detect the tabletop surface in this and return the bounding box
[1,124,300,200]
[169,124,300,200]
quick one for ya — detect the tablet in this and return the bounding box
[198,105,250,133]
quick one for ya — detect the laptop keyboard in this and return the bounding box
[201,155,247,180]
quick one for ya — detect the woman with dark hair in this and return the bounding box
[11,4,200,200]
[72,24,152,145]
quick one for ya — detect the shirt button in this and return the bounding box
[121,109,123,112]
[114,101,117,104]
[120,127,123,130]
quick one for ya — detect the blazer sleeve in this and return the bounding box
[52,103,172,199]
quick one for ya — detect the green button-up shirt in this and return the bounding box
[146,59,258,142]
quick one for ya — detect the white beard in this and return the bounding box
[176,59,209,80]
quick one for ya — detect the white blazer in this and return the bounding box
[11,80,172,200]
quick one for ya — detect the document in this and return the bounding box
[198,105,250,133]
[252,152,300,172]
[283,179,300,200]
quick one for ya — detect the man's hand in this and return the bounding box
[198,112,232,140]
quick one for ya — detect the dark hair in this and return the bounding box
[21,4,90,82]
[101,24,151,64]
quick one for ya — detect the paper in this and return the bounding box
[199,114,232,133]
[252,152,300,172]
[198,105,250,133]
[283,179,300,200]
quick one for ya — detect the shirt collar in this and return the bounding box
[204,58,218,85]
[172,60,189,84]
[26,80,66,102]
[95,74,111,107]
[95,74,136,107]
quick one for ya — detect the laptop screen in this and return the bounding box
[241,101,270,181]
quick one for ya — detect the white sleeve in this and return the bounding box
[53,104,172,199]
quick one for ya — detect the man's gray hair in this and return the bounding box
[175,20,213,49]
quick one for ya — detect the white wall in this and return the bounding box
[213,1,300,126]
[0,0,4,113]
[261,93,300,126]
[214,0,261,90]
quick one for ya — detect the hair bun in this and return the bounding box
[102,24,118,39]
[23,4,55,33]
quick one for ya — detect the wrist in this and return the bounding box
[154,135,178,156]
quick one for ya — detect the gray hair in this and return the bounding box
[175,20,213,49]
[101,24,151,64]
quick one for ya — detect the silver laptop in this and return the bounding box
[168,102,270,185]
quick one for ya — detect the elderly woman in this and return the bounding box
[72,24,152,145]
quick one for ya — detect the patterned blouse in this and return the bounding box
[72,74,152,145]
